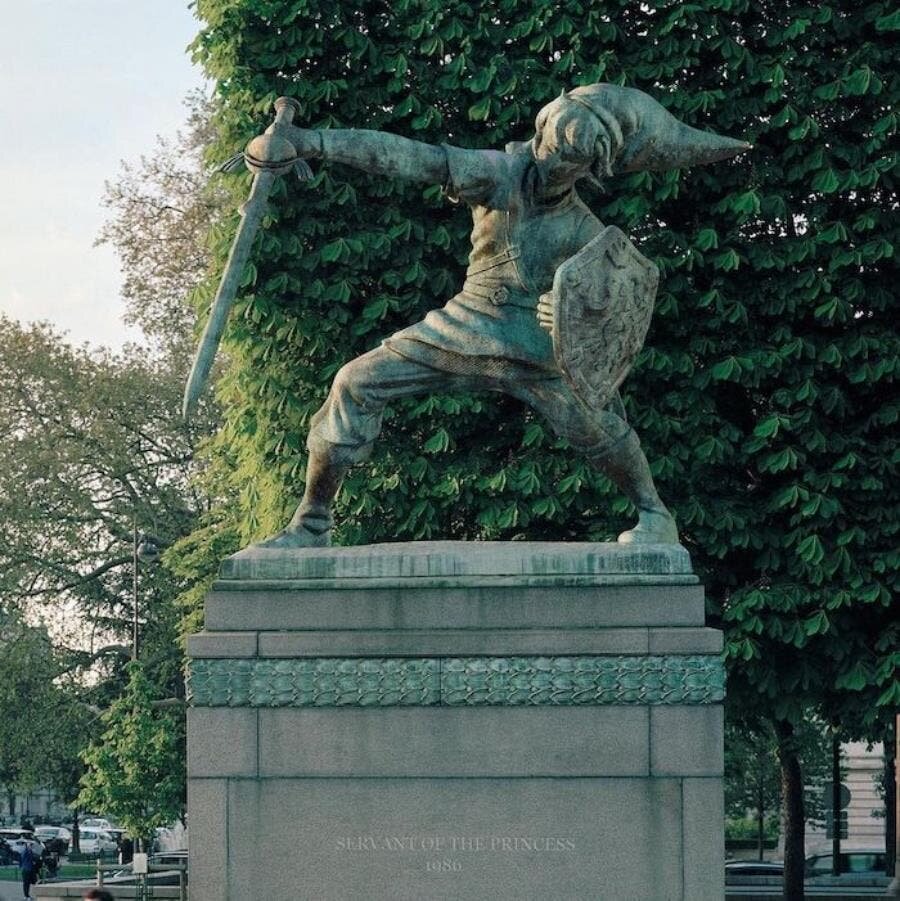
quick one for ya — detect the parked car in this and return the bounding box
[0,837,17,866]
[81,817,115,831]
[725,859,784,883]
[34,826,71,855]
[78,828,118,855]
[105,826,127,844]
[805,849,887,880]
[0,829,45,860]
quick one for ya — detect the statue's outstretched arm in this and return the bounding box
[281,125,449,185]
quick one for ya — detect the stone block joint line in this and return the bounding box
[187,654,725,707]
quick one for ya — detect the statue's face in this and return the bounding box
[532,96,600,191]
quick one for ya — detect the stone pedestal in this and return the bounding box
[186,542,724,900]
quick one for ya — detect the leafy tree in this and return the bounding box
[726,717,781,858]
[726,712,833,860]
[178,2,897,896]
[0,318,217,834]
[96,90,229,364]
[0,614,94,816]
[77,663,184,847]
[0,316,216,691]
[0,616,58,809]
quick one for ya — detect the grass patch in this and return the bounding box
[0,863,99,881]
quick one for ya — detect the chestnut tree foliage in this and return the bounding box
[182,0,896,732]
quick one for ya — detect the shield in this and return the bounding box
[551,225,658,412]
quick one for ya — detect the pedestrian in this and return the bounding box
[118,834,133,865]
[83,890,114,901]
[18,842,37,900]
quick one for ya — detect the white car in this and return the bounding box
[34,826,72,853]
[81,817,114,831]
[78,828,118,855]
[0,830,44,860]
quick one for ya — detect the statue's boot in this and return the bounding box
[255,451,348,549]
[591,430,679,545]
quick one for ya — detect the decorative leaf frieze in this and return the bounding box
[188,654,724,707]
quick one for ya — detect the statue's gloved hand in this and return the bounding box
[536,291,556,335]
[243,125,299,176]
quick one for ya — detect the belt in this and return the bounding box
[464,281,511,306]
[465,246,521,277]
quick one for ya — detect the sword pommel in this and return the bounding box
[244,96,302,175]
[274,96,301,118]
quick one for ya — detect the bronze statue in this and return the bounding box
[185,84,749,548]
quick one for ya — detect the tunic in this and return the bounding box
[307,142,631,465]
[384,143,603,379]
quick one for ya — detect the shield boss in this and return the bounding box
[551,225,658,412]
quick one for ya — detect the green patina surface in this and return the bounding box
[188,654,724,707]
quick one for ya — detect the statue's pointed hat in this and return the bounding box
[567,84,750,173]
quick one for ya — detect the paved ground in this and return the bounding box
[0,880,26,901]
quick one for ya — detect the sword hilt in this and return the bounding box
[244,96,303,175]
[273,96,301,124]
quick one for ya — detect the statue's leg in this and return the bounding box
[516,379,678,544]
[258,346,465,548]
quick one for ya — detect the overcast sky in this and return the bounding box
[0,1,206,349]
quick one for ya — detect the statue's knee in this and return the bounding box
[331,359,369,403]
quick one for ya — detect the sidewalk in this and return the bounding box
[0,879,28,901]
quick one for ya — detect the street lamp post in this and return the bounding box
[131,517,160,661]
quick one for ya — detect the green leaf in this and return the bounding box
[711,356,739,380]
[320,238,346,262]
[695,228,719,251]
[875,9,900,30]
[811,169,840,193]
[803,610,829,636]
[713,249,740,271]
[731,191,760,216]
[817,222,847,244]
[796,534,825,565]
[843,67,871,96]
[423,428,450,453]
[877,682,900,706]
[239,261,257,287]
[522,422,544,447]
[753,415,781,438]
[834,661,871,692]
[468,97,492,120]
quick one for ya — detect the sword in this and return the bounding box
[182,96,310,419]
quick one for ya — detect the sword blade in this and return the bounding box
[182,169,276,418]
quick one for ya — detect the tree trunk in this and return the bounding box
[832,734,842,875]
[777,719,805,901]
[886,731,897,879]
[71,807,80,854]
[757,777,765,861]
[6,790,14,818]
